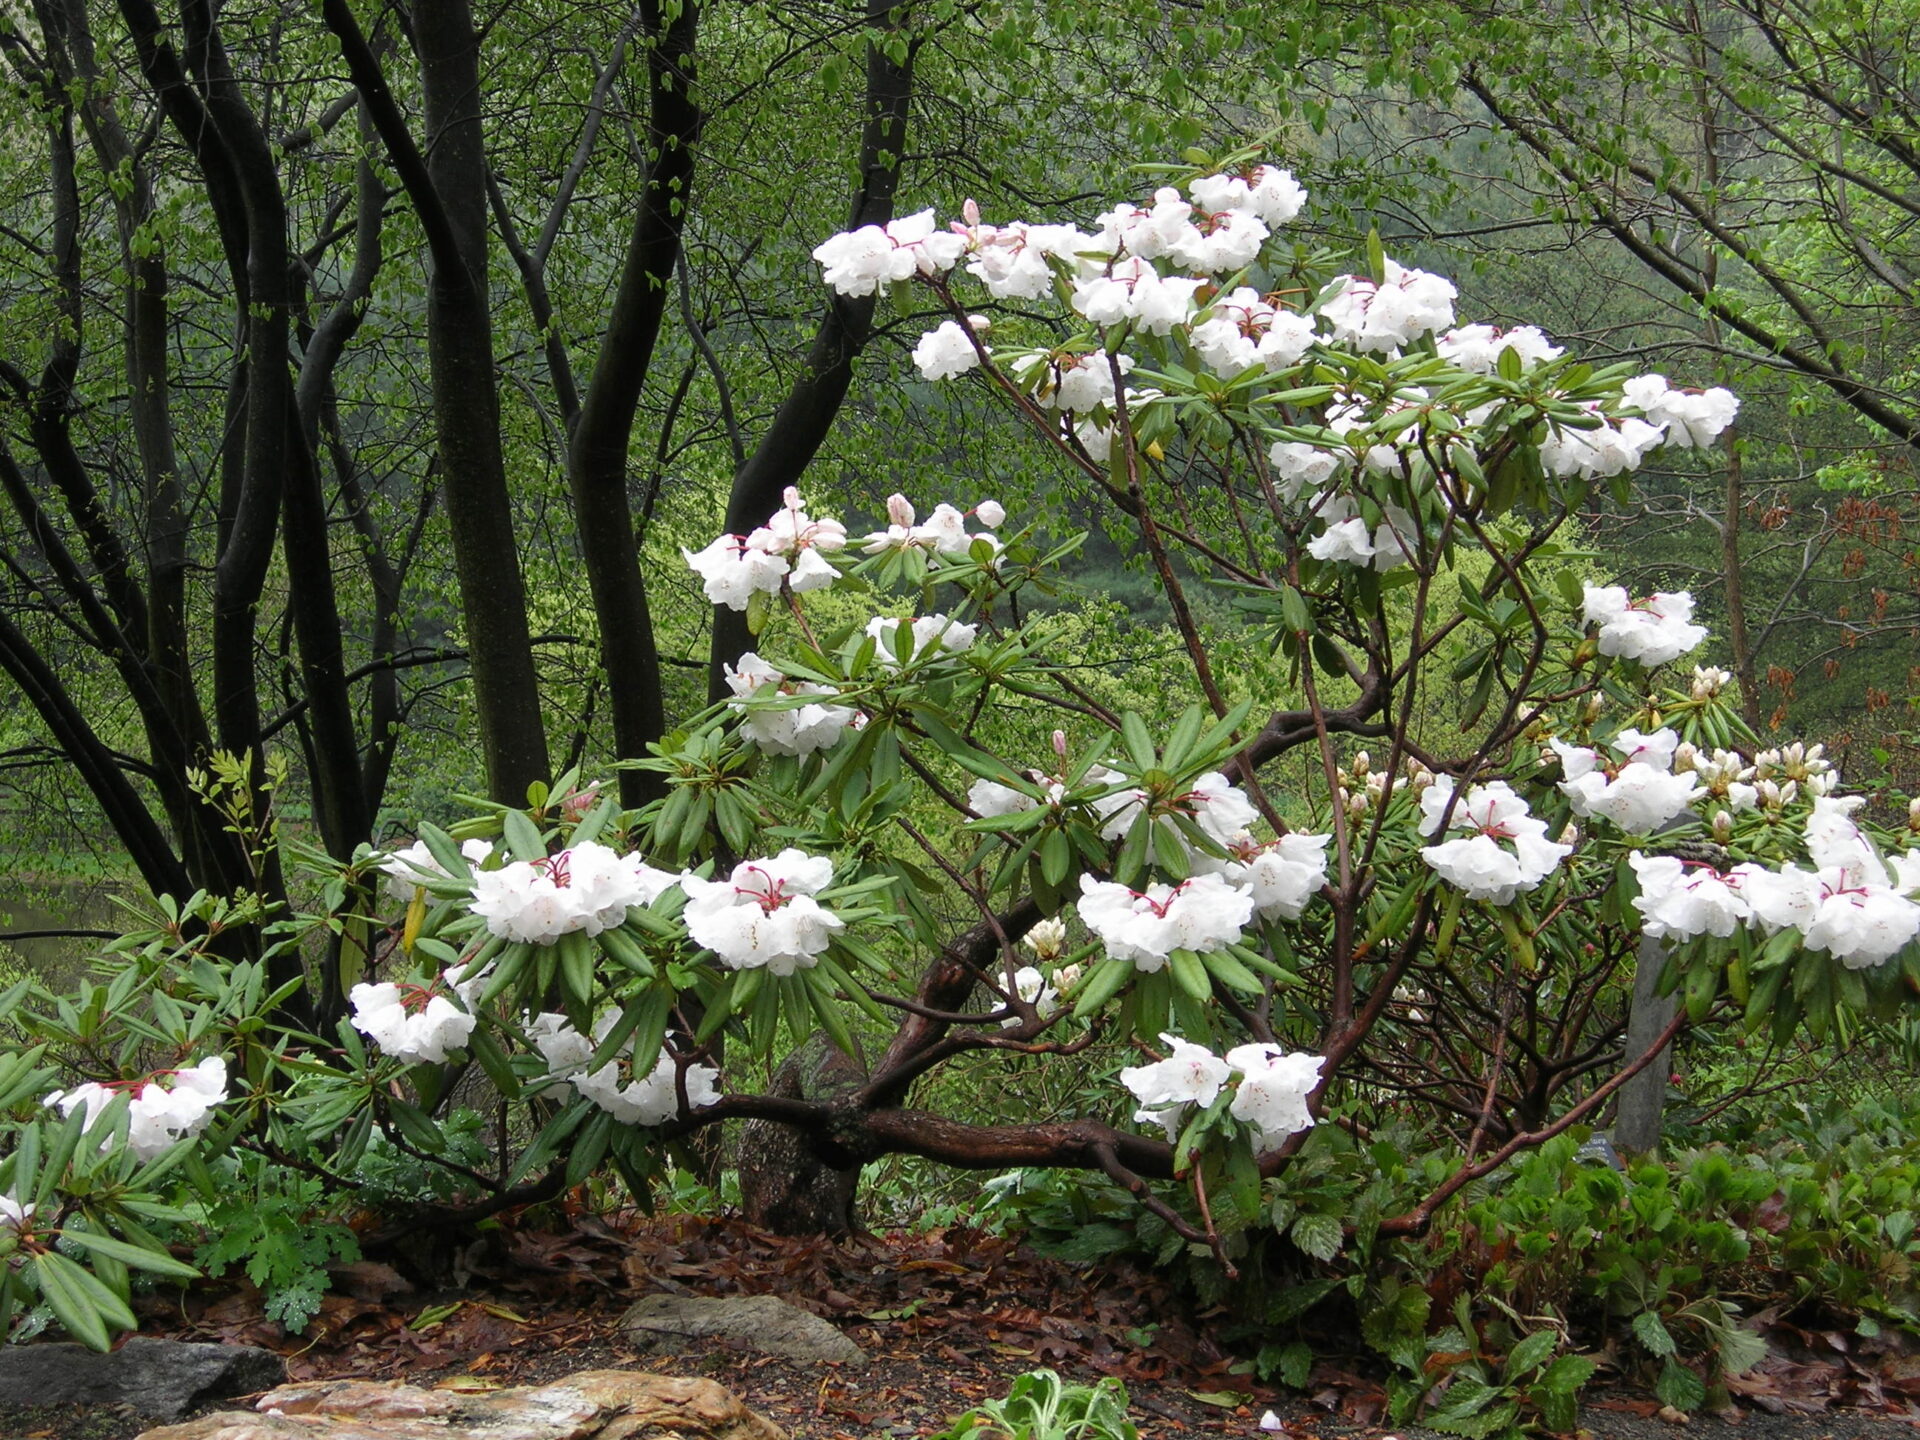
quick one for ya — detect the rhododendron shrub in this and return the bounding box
[7,148,1920,1349]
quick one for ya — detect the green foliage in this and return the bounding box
[931,1369,1138,1440]
[192,1155,361,1334]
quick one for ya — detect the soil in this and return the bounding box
[1,1211,1915,1440]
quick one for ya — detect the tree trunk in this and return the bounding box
[737,1034,868,1236]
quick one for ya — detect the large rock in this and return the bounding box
[0,1336,283,1420]
[134,1370,784,1440]
[620,1294,866,1367]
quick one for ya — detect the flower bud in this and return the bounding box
[1053,962,1084,994]
[1909,796,1920,833]
[976,499,1007,528]
[962,197,981,227]
[1673,741,1698,774]
[885,492,915,528]
[1352,750,1371,778]
[1023,916,1068,960]
[1582,693,1605,725]
[1690,665,1732,701]
[1712,810,1733,845]
[1052,728,1069,758]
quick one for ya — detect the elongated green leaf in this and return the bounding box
[56,1227,200,1280]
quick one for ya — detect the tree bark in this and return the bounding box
[706,0,915,698]
[567,0,698,808]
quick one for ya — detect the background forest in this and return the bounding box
[0,0,1918,1432]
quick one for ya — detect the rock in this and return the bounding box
[620,1293,866,1366]
[0,1336,283,1421]
[134,1370,785,1440]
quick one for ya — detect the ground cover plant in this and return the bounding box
[3,139,1920,1437]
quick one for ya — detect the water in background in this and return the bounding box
[0,881,129,994]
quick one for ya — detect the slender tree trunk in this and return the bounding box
[567,0,699,808]
[412,0,551,803]
[706,0,915,698]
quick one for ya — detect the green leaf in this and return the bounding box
[1655,1359,1706,1414]
[1070,958,1134,1018]
[1504,1327,1559,1378]
[503,810,547,864]
[1290,1212,1343,1262]
[56,1227,201,1280]
[1633,1310,1677,1358]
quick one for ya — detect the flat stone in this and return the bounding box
[620,1294,866,1367]
[134,1370,785,1440]
[0,1336,283,1421]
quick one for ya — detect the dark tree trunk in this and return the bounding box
[706,0,915,699]
[567,0,698,808]
[412,0,551,804]
[737,1033,868,1236]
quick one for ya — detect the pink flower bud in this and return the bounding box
[886,492,915,528]
[1052,729,1068,757]
[962,197,981,227]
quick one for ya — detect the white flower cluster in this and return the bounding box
[45,1058,229,1162]
[380,837,493,903]
[861,493,1004,556]
[1582,586,1710,667]
[469,840,680,945]
[723,652,856,757]
[1622,375,1740,449]
[1076,873,1254,970]
[1094,769,1254,845]
[529,1014,721,1126]
[1418,779,1572,904]
[680,849,844,975]
[349,979,477,1064]
[1539,406,1668,480]
[682,487,846,611]
[1318,261,1458,354]
[1305,493,1418,571]
[1190,287,1316,377]
[1436,324,1563,374]
[865,613,978,669]
[1552,727,1703,835]
[1198,832,1331,921]
[1020,769,1329,961]
[1630,797,1920,967]
[811,209,965,296]
[913,317,990,381]
[1121,1033,1322,1149]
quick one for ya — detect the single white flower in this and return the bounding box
[1224,1044,1324,1148]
